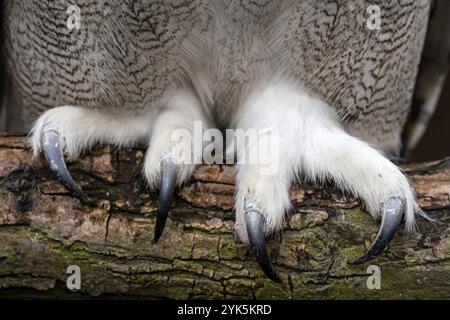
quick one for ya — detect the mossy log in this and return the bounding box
[0,134,449,299]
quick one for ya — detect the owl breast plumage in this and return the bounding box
[4,0,429,152]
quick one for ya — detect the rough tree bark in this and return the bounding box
[0,134,448,299]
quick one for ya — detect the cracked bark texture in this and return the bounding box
[0,135,449,299]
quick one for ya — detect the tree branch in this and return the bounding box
[0,135,448,299]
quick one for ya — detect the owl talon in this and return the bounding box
[349,196,404,264]
[245,208,282,283]
[154,158,178,242]
[42,130,94,204]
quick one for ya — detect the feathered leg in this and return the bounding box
[233,81,417,281]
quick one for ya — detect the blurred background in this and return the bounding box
[410,67,450,162]
[407,0,450,162]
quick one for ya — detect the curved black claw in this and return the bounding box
[245,210,282,283]
[154,158,177,242]
[42,130,94,204]
[349,196,404,264]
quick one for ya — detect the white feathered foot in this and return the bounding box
[30,90,210,242]
[30,84,419,282]
[231,81,418,281]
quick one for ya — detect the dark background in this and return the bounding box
[411,67,450,162]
